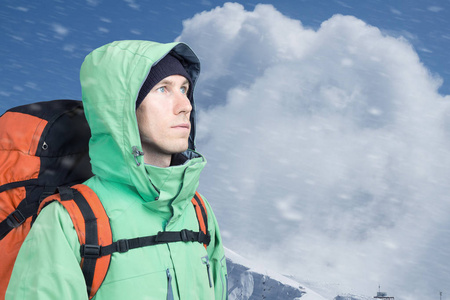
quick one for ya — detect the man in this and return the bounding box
[6,40,228,299]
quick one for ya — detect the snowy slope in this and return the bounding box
[333,295,373,300]
[225,248,326,300]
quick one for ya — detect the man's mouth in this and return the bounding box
[172,123,190,130]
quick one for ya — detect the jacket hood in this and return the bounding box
[80,40,202,201]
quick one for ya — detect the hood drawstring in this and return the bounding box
[132,146,144,166]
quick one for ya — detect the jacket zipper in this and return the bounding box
[225,274,229,300]
[166,269,174,300]
[202,256,213,288]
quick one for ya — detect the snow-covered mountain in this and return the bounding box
[225,248,327,300]
[333,295,373,300]
[225,248,389,300]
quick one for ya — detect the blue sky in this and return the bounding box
[1,0,449,113]
[2,1,450,299]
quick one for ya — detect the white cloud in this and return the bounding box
[51,23,69,39]
[11,35,24,42]
[130,29,142,35]
[98,27,109,33]
[86,0,101,7]
[428,6,443,13]
[0,90,11,97]
[390,8,402,15]
[123,0,139,10]
[63,44,76,52]
[100,17,112,23]
[178,3,450,299]
[24,82,39,90]
[13,6,29,12]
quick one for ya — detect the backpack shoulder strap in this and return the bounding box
[87,192,211,258]
[37,189,210,297]
[191,191,209,249]
[39,184,112,300]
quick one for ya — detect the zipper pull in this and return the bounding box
[202,256,213,288]
[132,146,144,166]
[166,269,174,300]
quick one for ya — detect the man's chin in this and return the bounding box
[167,143,189,155]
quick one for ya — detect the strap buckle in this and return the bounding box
[80,244,101,258]
[116,239,129,253]
[155,231,165,243]
[6,210,26,228]
[198,231,211,245]
[58,186,74,201]
[180,229,195,242]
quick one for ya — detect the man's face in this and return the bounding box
[136,74,192,160]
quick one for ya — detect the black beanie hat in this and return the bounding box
[136,53,192,109]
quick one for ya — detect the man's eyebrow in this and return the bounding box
[157,78,190,86]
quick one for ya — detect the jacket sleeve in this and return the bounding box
[204,197,228,300]
[6,201,88,300]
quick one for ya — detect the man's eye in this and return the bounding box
[157,86,166,93]
[180,86,188,94]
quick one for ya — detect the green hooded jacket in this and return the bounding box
[6,40,228,299]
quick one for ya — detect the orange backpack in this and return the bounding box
[0,100,92,297]
[0,100,210,299]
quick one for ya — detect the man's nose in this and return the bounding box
[175,91,192,114]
